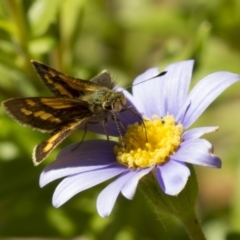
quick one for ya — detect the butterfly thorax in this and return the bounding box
[82,88,126,115]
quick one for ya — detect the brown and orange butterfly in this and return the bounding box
[2,61,128,165]
[2,61,166,165]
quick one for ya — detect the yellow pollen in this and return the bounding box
[114,115,183,168]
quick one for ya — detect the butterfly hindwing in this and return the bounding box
[90,70,114,89]
[33,118,88,165]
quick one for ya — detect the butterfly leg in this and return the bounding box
[102,118,110,142]
[121,106,148,143]
[110,114,127,132]
[71,120,107,152]
[71,123,89,152]
[110,113,126,148]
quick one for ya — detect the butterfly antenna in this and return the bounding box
[124,71,167,91]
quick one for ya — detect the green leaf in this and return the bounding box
[28,0,62,37]
[60,0,85,43]
[28,36,57,55]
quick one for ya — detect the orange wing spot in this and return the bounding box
[26,99,36,106]
[33,111,62,123]
[55,83,72,97]
[43,133,61,152]
[21,108,32,115]
[49,116,62,123]
[40,98,75,109]
[34,111,48,117]
[48,69,56,77]
[44,74,53,84]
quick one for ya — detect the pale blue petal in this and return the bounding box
[40,163,117,188]
[52,165,127,208]
[172,139,222,168]
[57,139,115,159]
[182,72,240,128]
[156,160,190,195]
[164,60,194,116]
[175,98,191,124]
[132,67,167,117]
[121,167,153,200]
[97,170,136,217]
[40,140,117,187]
[182,126,219,141]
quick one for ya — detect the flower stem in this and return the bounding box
[139,166,206,240]
[179,210,206,240]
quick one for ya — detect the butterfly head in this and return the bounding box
[102,91,127,113]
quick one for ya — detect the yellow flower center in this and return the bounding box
[114,115,183,168]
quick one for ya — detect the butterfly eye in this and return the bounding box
[103,102,113,111]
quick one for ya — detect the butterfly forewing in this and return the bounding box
[2,97,91,132]
[31,61,111,97]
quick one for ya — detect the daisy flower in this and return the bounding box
[40,60,240,217]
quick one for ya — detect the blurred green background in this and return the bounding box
[1,0,240,239]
